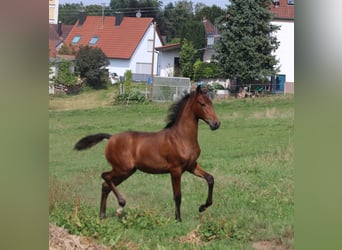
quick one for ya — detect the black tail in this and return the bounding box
[74,133,112,151]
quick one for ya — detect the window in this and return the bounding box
[89,36,99,45]
[72,35,81,44]
[136,62,151,73]
[207,35,214,48]
[288,0,294,4]
[147,39,153,52]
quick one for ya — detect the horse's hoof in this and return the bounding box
[100,213,106,219]
[199,205,207,213]
[118,199,126,207]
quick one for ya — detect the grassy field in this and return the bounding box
[49,86,294,249]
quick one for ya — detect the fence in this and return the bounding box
[151,76,191,102]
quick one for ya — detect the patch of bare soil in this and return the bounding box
[252,240,291,250]
[49,224,109,250]
[178,227,203,245]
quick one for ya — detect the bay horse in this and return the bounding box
[74,85,220,222]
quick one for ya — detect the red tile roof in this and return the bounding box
[202,17,219,35]
[64,16,154,59]
[270,0,294,20]
[49,23,73,47]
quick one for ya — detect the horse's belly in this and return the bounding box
[135,160,170,174]
[138,166,169,174]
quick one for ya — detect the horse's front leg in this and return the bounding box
[100,182,111,219]
[189,163,214,212]
[170,170,182,222]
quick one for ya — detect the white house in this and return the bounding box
[49,0,59,24]
[270,0,295,93]
[155,43,181,77]
[64,13,163,78]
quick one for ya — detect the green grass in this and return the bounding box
[49,89,294,249]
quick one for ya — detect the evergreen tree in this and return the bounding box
[180,20,205,59]
[215,0,280,85]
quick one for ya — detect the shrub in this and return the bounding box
[113,92,146,105]
[58,43,77,55]
[193,60,224,81]
[55,60,78,86]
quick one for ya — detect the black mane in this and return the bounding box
[164,93,191,128]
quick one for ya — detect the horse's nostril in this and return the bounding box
[210,120,220,130]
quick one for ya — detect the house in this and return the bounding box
[202,17,221,63]
[49,22,74,55]
[155,43,181,77]
[49,18,74,94]
[49,0,59,24]
[64,12,163,79]
[199,1,294,94]
[270,0,295,93]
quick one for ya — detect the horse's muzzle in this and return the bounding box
[209,120,221,130]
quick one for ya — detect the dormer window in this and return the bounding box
[272,0,280,8]
[72,35,81,44]
[89,36,99,45]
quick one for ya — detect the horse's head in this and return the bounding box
[192,85,221,130]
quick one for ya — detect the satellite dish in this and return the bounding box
[136,9,142,18]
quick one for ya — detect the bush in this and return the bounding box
[58,43,77,55]
[55,60,78,86]
[113,92,146,105]
[193,60,224,81]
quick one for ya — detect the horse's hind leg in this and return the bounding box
[100,169,136,218]
[189,163,214,213]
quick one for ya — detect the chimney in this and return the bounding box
[57,21,62,37]
[115,12,123,26]
[78,11,86,26]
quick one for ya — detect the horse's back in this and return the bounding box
[104,130,176,173]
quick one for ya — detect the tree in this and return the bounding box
[194,5,226,25]
[179,20,205,59]
[75,46,110,89]
[58,3,84,25]
[59,3,112,25]
[179,39,197,79]
[161,1,193,43]
[110,0,162,18]
[215,0,280,85]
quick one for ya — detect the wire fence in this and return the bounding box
[151,76,191,102]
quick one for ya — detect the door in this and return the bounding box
[276,74,286,93]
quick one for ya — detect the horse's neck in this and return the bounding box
[172,104,199,143]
